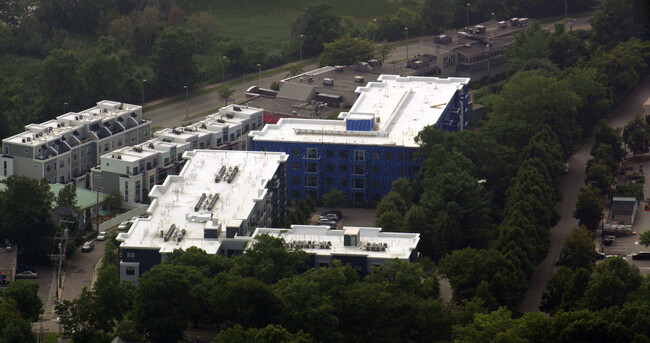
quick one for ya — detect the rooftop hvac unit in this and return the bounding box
[226,113,234,119]
[217,119,225,123]
[233,106,242,111]
[226,166,239,183]
[177,229,186,242]
[206,193,220,211]
[194,193,207,212]
[335,66,344,72]
[215,165,227,182]
[163,224,176,242]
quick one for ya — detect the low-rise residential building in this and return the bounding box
[0,101,150,188]
[253,225,420,276]
[249,74,470,204]
[91,105,264,203]
[116,149,288,285]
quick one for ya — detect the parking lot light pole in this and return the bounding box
[466,3,470,30]
[184,86,188,119]
[257,64,262,87]
[221,56,227,82]
[404,27,409,60]
[299,35,304,62]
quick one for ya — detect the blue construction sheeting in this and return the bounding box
[252,140,421,204]
[346,117,375,131]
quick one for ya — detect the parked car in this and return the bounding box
[632,251,650,260]
[118,221,131,231]
[322,214,340,221]
[604,235,616,246]
[97,231,108,241]
[81,241,95,252]
[321,210,343,218]
[15,270,38,279]
[595,251,606,260]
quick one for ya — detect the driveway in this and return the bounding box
[520,76,650,313]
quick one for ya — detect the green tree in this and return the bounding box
[105,189,123,210]
[133,264,191,343]
[639,231,650,247]
[231,234,309,284]
[582,257,642,310]
[55,289,107,343]
[540,266,591,314]
[285,63,305,77]
[556,227,596,271]
[150,26,199,94]
[38,49,83,117]
[585,160,614,194]
[573,187,604,231]
[187,11,219,53]
[211,324,313,343]
[592,120,625,163]
[211,274,281,329]
[590,0,650,49]
[322,187,344,208]
[217,85,234,106]
[291,3,341,56]
[0,176,56,258]
[505,21,552,74]
[92,264,130,333]
[374,41,395,63]
[0,298,36,343]
[548,24,589,69]
[56,183,77,208]
[623,114,650,157]
[4,280,42,322]
[319,36,376,66]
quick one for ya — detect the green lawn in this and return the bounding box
[176,0,415,53]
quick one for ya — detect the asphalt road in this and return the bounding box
[520,76,650,313]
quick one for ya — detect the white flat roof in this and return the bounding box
[4,101,142,146]
[118,150,288,253]
[254,225,419,259]
[250,75,469,148]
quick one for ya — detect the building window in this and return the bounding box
[386,152,393,160]
[326,149,334,158]
[353,164,364,175]
[307,162,317,173]
[46,165,51,173]
[126,251,135,259]
[326,178,334,186]
[292,176,300,184]
[306,176,317,187]
[326,164,334,172]
[104,143,109,152]
[354,150,365,161]
[372,152,380,160]
[59,160,64,167]
[292,190,301,198]
[306,148,318,159]
[292,162,300,170]
[353,179,364,189]
[398,167,406,175]
[340,178,348,187]
[373,179,380,188]
[73,153,77,160]
[373,165,380,173]
[340,164,348,172]
[339,150,348,158]
[260,147,266,151]
[398,152,406,161]
[292,148,300,156]
[126,267,135,275]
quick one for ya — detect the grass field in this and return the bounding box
[177,0,418,53]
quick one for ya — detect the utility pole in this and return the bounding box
[404,27,409,61]
[466,2,470,30]
[53,220,72,301]
[299,35,304,62]
[486,43,491,85]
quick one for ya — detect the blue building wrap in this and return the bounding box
[250,83,469,204]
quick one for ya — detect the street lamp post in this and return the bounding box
[466,2,470,30]
[183,86,188,119]
[221,56,227,82]
[257,64,262,87]
[372,18,377,41]
[486,43,491,85]
[63,102,68,113]
[142,79,146,108]
[404,27,409,61]
[299,35,304,62]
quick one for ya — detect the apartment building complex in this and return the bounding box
[0,101,150,188]
[91,105,264,203]
[250,75,470,204]
[116,149,288,285]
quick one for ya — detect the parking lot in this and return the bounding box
[310,207,377,228]
[597,158,650,275]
